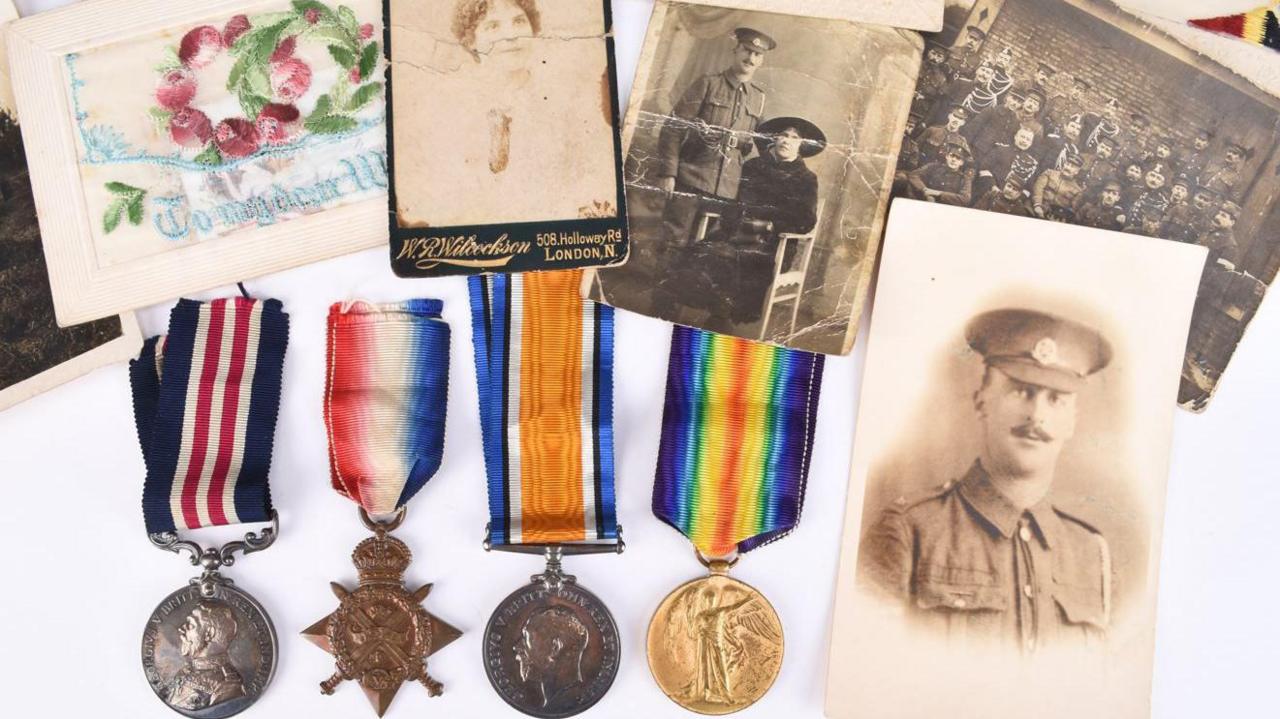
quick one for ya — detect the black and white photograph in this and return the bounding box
[584,1,921,355]
[0,0,138,411]
[826,201,1206,718]
[896,0,1280,409]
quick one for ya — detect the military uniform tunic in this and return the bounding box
[858,462,1110,651]
[658,71,766,200]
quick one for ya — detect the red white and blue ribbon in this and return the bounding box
[131,297,289,534]
[469,271,618,547]
[323,300,450,516]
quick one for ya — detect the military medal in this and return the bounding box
[303,300,461,716]
[130,297,290,718]
[469,271,623,718]
[646,327,824,715]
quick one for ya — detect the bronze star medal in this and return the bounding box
[303,513,461,716]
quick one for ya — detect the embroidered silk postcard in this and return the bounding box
[385,0,629,277]
[897,0,1280,410]
[825,200,1206,718]
[583,1,921,355]
[0,0,140,412]
[7,0,389,325]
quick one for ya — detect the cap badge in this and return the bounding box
[1032,337,1058,366]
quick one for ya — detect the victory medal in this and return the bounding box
[304,300,461,716]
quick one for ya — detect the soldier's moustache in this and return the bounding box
[1012,424,1053,443]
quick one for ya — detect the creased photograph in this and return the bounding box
[826,200,1206,719]
[585,1,920,355]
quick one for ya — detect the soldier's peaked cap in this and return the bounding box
[966,25,987,38]
[966,308,1112,393]
[755,116,827,157]
[734,28,777,52]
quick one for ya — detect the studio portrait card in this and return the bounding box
[584,1,921,355]
[897,0,1280,410]
[385,0,629,277]
[0,0,140,411]
[825,200,1207,718]
[7,0,390,325]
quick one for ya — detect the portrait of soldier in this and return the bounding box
[858,308,1115,653]
[649,26,774,315]
[513,607,591,711]
[164,602,247,711]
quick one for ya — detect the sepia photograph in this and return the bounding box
[386,0,628,276]
[584,1,920,355]
[0,0,139,411]
[897,0,1280,409]
[826,201,1206,718]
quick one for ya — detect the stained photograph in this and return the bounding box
[826,201,1206,718]
[586,2,920,354]
[897,0,1280,409]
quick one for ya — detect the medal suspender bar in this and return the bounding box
[303,299,461,717]
[131,297,288,718]
[647,326,824,715]
[469,271,623,718]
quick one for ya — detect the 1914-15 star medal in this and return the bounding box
[303,525,461,716]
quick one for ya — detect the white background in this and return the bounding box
[1,1,1278,718]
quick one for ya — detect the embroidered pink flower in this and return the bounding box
[269,36,297,64]
[169,107,213,147]
[222,15,251,48]
[155,68,197,110]
[305,8,320,24]
[178,25,224,69]
[213,118,260,158]
[349,67,361,84]
[359,23,374,40]
[255,103,301,145]
[270,57,312,101]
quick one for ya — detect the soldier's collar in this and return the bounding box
[958,461,1064,549]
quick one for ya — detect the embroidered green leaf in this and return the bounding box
[194,144,223,166]
[311,94,333,118]
[328,45,356,69]
[154,46,182,73]
[105,181,145,197]
[103,198,125,234]
[358,41,379,80]
[245,64,272,99]
[148,107,174,131]
[126,194,145,226]
[292,0,335,22]
[330,74,351,106]
[238,89,270,120]
[347,82,382,111]
[338,6,359,39]
[304,114,358,134]
[306,24,356,54]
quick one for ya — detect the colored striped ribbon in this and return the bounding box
[469,271,618,547]
[1190,5,1280,51]
[654,326,824,557]
[131,297,289,534]
[323,300,450,516]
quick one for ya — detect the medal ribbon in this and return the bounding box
[468,270,618,547]
[653,326,824,557]
[323,300,450,516]
[130,297,289,534]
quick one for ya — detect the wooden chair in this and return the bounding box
[758,201,823,341]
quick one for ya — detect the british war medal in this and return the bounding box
[469,271,623,718]
[303,300,461,716]
[131,297,289,718]
[647,326,824,715]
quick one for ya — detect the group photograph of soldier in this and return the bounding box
[900,0,1280,410]
[589,3,919,355]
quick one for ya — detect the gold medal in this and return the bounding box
[646,556,784,715]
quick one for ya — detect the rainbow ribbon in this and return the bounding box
[654,326,824,557]
[469,271,618,547]
[323,299,450,516]
[1191,5,1280,51]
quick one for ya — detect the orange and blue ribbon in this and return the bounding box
[131,297,289,534]
[469,271,618,547]
[323,300,450,516]
[654,326,824,557]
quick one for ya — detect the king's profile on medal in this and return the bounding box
[858,308,1114,652]
[165,602,247,711]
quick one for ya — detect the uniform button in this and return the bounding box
[952,598,967,609]
[1023,584,1033,598]
[1019,525,1032,542]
